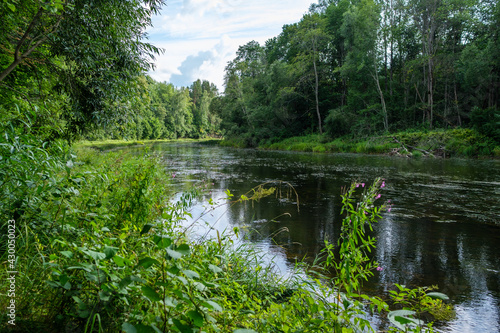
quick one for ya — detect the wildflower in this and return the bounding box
[361,183,365,187]
[356,183,359,188]
[375,194,381,200]
[381,181,385,188]
[172,173,176,178]
[388,207,392,212]
[376,266,383,272]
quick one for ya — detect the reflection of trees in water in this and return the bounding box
[375,216,500,304]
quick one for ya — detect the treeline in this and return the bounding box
[216,0,500,146]
[87,78,223,141]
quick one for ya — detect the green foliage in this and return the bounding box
[219,0,500,148]
[470,107,500,143]
[388,284,455,331]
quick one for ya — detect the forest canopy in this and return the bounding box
[1,0,498,145]
[217,0,499,146]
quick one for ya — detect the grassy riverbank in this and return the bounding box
[222,128,500,158]
[1,131,453,332]
[76,138,221,151]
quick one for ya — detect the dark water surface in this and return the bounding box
[136,142,500,332]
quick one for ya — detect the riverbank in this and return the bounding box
[1,136,455,332]
[76,138,220,151]
[221,128,500,158]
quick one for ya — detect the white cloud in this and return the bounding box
[146,0,315,90]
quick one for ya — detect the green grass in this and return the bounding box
[225,128,499,158]
[76,138,221,151]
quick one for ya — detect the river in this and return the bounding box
[133,142,499,332]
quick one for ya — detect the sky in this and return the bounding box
[146,0,316,91]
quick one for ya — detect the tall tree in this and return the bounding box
[0,0,165,139]
[294,13,329,134]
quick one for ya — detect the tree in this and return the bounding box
[0,0,69,82]
[340,0,387,133]
[294,13,329,134]
[0,0,165,139]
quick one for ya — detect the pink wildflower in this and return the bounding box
[172,173,176,178]
[375,194,381,200]
[361,183,365,187]
[376,266,383,272]
[381,181,385,188]
[388,207,392,212]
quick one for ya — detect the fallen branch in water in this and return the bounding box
[392,136,434,157]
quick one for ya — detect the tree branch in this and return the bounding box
[0,6,63,82]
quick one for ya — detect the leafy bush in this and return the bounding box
[470,107,500,143]
[325,108,353,138]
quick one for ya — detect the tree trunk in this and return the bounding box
[313,57,322,134]
[373,63,389,132]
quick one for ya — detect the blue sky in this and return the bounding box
[146,0,315,91]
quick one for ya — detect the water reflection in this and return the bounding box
[138,142,500,332]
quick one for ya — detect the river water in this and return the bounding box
[136,142,499,332]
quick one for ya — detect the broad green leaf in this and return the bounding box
[113,255,125,267]
[135,324,156,333]
[85,270,107,283]
[141,286,161,302]
[426,292,449,300]
[103,246,119,259]
[204,300,222,312]
[176,244,190,255]
[99,290,110,301]
[137,257,160,269]
[183,269,199,279]
[153,235,171,249]
[234,329,258,333]
[164,296,175,307]
[208,264,223,273]
[131,275,147,284]
[60,251,73,258]
[166,248,182,260]
[172,318,191,333]
[82,249,106,261]
[122,322,137,333]
[140,223,153,235]
[119,276,132,289]
[193,281,207,292]
[388,310,422,330]
[187,310,204,327]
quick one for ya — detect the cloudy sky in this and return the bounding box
[146,0,315,91]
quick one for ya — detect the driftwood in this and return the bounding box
[392,137,434,157]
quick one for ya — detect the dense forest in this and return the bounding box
[218,0,499,146]
[0,0,222,142]
[2,0,498,147]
